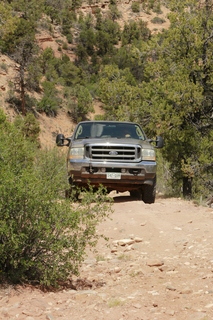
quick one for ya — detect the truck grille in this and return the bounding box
[85,145,141,161]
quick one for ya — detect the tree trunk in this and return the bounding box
[20,65,26,116]
[183,177,192,199]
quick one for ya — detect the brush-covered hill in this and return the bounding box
[0,0,170,147]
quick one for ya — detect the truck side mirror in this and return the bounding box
[56,134,65,146]
[156,136,164,148]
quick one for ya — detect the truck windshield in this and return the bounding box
[74,122,146,140]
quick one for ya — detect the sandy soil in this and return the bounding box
[1,195,213,320]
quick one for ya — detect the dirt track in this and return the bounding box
[1,195,213,320]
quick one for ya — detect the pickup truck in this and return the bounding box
[56,120,164,203]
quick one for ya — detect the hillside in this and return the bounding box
[0,2,170,148]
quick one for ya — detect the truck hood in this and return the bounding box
[72,138,154,149]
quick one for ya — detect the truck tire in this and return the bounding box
[142,180,156,204]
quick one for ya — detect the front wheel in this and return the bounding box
[142,180,156,204]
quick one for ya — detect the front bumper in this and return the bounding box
[68,159,156,191]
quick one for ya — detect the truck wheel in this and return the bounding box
[142,181,156,204]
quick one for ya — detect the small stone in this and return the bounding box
[147,260,164,267]
[174,226,182,231]
[134,237,143,243]
[114,267,121,273]
[166,285,176,291]
[132,303,142,309]
[22,310,43,317]
[205,303,213,309]
[179,287,193,294]
[165,310,175,316]
[124,245,133,252]
[117,239,135,246]
[158,265,168,272]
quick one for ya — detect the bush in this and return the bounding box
[0,62,8,73]
[151,16,166,24]
[131,2,140,13]
[65,85,94,123]
[14,113,40,146]
[0,114,112,287]
[37,81,61,116]
[66,33,73,44]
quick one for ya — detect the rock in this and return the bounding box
[158,265,168,272]
[204,303,213,309]
[134,237,143,243]
[132,303,142,309]
[22,309,43,317]
[165,309,175,316]
[114,267,121,273]
[174,226,182,231]
[166,285,177,291]
[124,245,133,251]
[179,287,193,294]
[117,239,135,246]
[146,260,164,267]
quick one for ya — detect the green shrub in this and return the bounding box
[37,81,61,116]
[0,115,111,287]
[66,33,73,44]
[131,2,140,13]
[0,62,8,73]
[65,85,94,123]
[14,113,40,146]
[153,3,162,14]
[62,41,68,50]
[108,4,121,20]
[151,16,166,24]
[6,92,38,114]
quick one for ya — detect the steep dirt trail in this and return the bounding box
[1,195,213,320]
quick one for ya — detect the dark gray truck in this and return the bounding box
[56,121,164,203]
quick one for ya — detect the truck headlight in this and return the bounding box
[142,149,156,161]
[69,147,84,159]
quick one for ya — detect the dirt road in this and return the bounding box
[1,195,213,320]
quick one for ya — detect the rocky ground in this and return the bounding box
[1,195,213,320]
